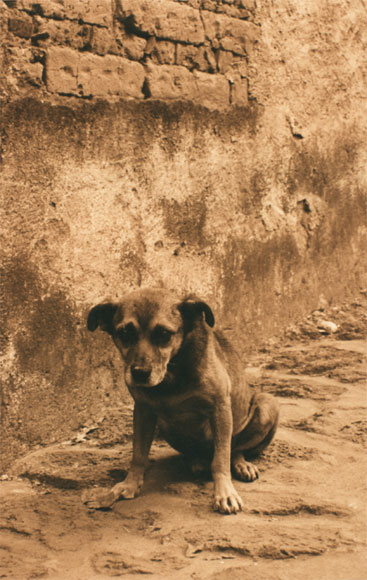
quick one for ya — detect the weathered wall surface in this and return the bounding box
[1,0,366,469]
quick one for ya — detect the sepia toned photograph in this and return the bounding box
[1,0,366,578]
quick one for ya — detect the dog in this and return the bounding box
[84,288,279,514]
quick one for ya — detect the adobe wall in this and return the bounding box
[1,0,366,468]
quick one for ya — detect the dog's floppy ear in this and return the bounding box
[178,296,215,329]
[87,303,119,335]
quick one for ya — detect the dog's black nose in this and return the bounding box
[131,366,152,384]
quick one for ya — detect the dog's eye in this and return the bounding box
[151,326,173,346]
[116,324,138,346]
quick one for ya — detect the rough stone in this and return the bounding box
[117,0,205,44]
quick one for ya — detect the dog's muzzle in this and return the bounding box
[131,366,152,385]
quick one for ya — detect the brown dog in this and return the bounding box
[85,288,279,514]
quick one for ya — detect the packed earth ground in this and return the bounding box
[1,296,366,580]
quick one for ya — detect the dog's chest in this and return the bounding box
[157,394,213,442]
[139,389,212,428]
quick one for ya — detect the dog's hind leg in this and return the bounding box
[231,392,279,482]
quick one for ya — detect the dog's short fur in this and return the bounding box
[86,288,279,514]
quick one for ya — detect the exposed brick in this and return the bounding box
[118,0,205,44]
[20,60,44,86]
[172,0,200,8]
[145,63,230,110]
[176,44,216,73]
[145,38,176,65]
[202,11,258,56]
[194,70,230,109]
[62,0,113,27]
[121,33,147,60]
[16,0,64,18]
[230,73,248,106]
[90,26,114,55]
[78,53,145,98]
[217,49,247,76]
[200,0,253,19]
[46,46,78,94]
[171,0,255,18]
[16,0,112,26]
[145,62,196,101]
[5,43,44,86]
[8,13,34,38]
[32,19,93,51]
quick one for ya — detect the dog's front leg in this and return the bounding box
[112,402,157,500]
[211,397,244,514]
[82,402,156,509]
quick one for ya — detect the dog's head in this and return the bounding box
[87,289,214,388]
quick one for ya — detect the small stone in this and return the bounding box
[317,320,338,334]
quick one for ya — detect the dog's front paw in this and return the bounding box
[213,479,244,515]
[110,478,142,500]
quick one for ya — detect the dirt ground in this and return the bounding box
[1,298,366,580]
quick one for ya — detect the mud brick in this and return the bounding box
[62,0,113,27]
[176,44,216,73]
[202,11,258,56]
[16,0,112,26]
[217,50,248,76]
[21,60,44,86]
[78,53,145,98]
[46,45,78,94]
[121,33,147,60]
[145,63,196,100]
[145,38,176,65]
[118,0,205,44]
[193,70,230,109]
[171,0,200,8]
[146,63,229,110]
[33,19,93,50]
[8,13,34,38]
[16,0,65,18]
[200,0,253,19]
[90,26,113,56]
[230,74,248,106]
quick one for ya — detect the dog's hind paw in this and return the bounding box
[232,453,259,482]
[82,487,116,509]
